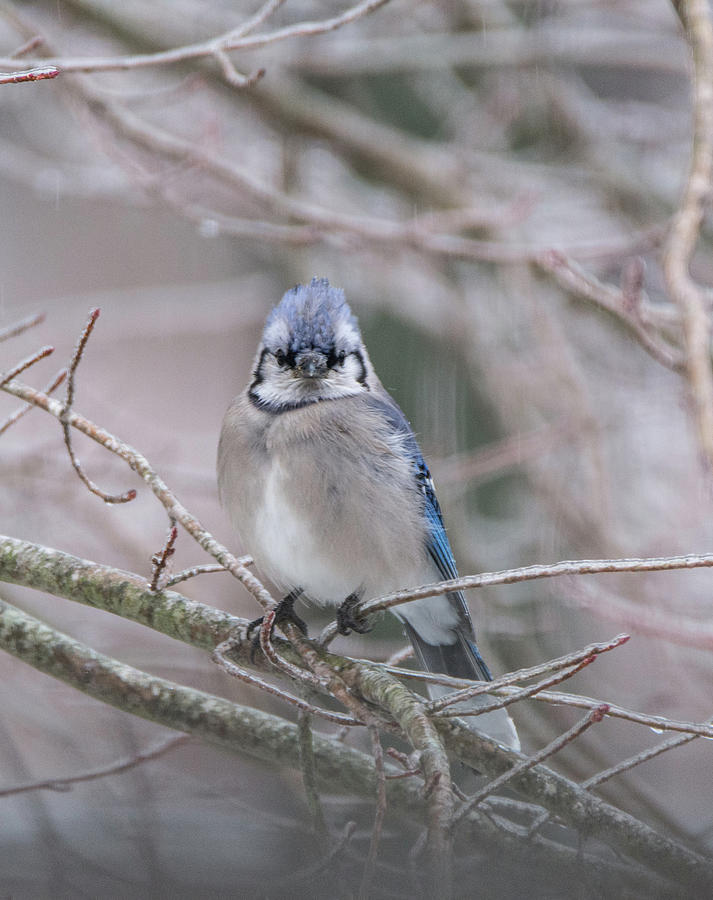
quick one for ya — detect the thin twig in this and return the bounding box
[0,0,392,75]
[495,686,713,739]
[298,709,329,838]
[0,311,45,342]
[423,634,628,714]
[431,655,597,719]
[60,308,136,504]
[0,366,66,436]
[451,706,609,828]
[0,734,189,797]
[0,65,58,84]
[165,562,234,587]
[581,727,705,790]
[359,726,387,900]
[214,638,362,725]
[0,376,276,613]
[149,524,178,592]
[9,34,43,58]
[538,250,685,371]
[320,554,713,641]
[0,345,53,387]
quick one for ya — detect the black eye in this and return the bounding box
[275,349,287,367]
[337,350,347,366]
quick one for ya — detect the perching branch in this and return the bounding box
[319,552,713,642]
[2,539,712,890]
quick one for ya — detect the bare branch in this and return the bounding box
[298,710,329,838]
[149,524,178,593]
[0,0,392,76]
[60,309,136,504]
[165,562,234,587]
[320,553,713,640]
[431,655,597,719]
[451,706,609,827]
[212,635,360,727]
[0,65,58,84]
[422,634,628,713]
[538,250,685,371]
[0,345,54,387]
[0,366,66,436]
[663,0,713,466]
[496,686,713,739]
[0,377,276,612]
[359,726,387,900]
[0,311,45,342]
[582,729,699,790]
[0,734,189,797]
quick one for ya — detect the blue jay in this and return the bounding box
[218,278,519,749]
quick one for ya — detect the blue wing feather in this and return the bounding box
[366,391,493,682]
[366,393,459,582]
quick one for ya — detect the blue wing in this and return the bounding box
[366,392,492,680]
[366,393,461,585]
[369,392,492,681]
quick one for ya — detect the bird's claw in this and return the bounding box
[336,593,371,635]
[247,588,307,661]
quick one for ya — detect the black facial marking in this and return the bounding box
[353,350,368,385]
[250,347,270,388]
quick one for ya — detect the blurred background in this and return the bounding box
[2,0,713,896]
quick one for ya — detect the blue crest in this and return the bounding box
[266,277,360,353]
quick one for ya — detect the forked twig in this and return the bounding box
[424,635,627,714]
[149,524,178,592]
[431,655,597,719]
[165,562,235,587]
[60,308,136,504]
[0,367,66,436]
[212,636,359,726]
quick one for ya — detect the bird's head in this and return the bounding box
[249,277,371,411]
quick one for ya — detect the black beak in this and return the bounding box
[296,351,328,378]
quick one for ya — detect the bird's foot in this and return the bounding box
[247,588,307,660]
[336,592,371,635]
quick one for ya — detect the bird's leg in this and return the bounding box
[336,592,371,635]
[247,588,307,659]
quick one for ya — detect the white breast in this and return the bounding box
[251,460,360,605]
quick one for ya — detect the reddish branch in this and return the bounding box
[149,524,178,592]
[0,65,58,85]
[0,345,54,387]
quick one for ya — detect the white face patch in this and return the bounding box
[250,350,367,411]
